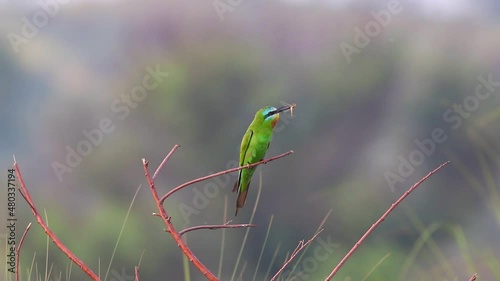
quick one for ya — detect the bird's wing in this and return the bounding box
[239,129,253,166]
[233,129,253,192]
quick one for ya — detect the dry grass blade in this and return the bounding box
[230,172,264,281]
[252,215,274,281]
[179,221,257,236]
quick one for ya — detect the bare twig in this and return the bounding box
[160,150,294,203]
[135,266,140,281]
[325,161,450,280]
[468,273,477,281]
[285,209,333,280]
[143,157,218,281]
[14,161,100,281]
[153,144,181,180]
[270,229,324,281]
[15,222,32,281]
[179,221,257,236]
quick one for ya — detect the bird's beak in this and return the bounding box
[273,104,295,115]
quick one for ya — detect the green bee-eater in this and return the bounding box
[233,105,295,216]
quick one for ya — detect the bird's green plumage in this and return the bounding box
[233,106,287,216]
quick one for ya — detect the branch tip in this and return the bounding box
[270,229,323,281]
[325,161,450,280]
[135,266,140,281]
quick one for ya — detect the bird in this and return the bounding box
[233,104,295,216]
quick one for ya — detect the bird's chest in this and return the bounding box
[256,131,272,144]
[246,132,272,160]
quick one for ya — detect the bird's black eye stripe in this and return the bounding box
[264,110,276,118]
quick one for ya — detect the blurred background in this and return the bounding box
[1,0,500,280]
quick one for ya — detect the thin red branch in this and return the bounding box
[468,273,477,281]
[270,229,323,281]
[15,222,31,281]
[135,266,140,281]
[179,221,257,236]
[153,144,180,180]
[160,150,294,203]
[14,162,101,280]
[325,161,450,280]
[143,158,218,281]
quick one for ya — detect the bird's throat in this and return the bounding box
[271,114,280,128]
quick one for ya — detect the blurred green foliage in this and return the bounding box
[1,1,500,280]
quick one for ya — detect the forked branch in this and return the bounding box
[143,158,218,280]
[143,145,293,280]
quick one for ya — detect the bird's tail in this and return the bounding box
[233,179,249,216]
[235,189,248,216]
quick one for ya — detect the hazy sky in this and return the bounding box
[2,0,487,20]
[285,0,481,19]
